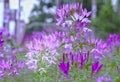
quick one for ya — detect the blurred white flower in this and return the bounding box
[45,18,53,23]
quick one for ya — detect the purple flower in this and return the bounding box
[0,31,4,48]
[97,74,112,82]
[26,32,60,52]
[59,61,70,76]
[78,52,89,69]
[91,61,103,77]
[70,52,74,65]
[59,54,70,76]
[107,34,120,47]
[60,52,89,71]
[17,61,25,69]
[56,3,91,30]
[91,39,110,60]
[0,70,4,78]
[0,55,25,79]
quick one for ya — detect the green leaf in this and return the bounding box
[70,9,75,16]
[59,43,66,47]
[79,44,83,49]
[111,62,116,68]
[85,63,92,70]
[116,78,120,82]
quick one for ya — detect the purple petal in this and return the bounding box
[92,61,99,72]
[86,11,92,17]
[96,64,103,74]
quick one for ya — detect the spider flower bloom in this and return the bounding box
[91,39,110,60]
[91,61,103,77]
[58,53,70,76]
[70,52,74,65]
[59,61,70,76]
[107,34,120,47]
[0,55,25,78]
[56,3,91,29]
[25,32,60,71]
[77,52,89,69]
[62,52,89,69]
[26,32,60,52]
[97,74,112,82]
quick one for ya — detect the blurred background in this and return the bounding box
[0,0,120,45]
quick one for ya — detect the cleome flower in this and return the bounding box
[59,61,70,77]
[91,39,111,60]
[58,52,89,77]
[107,34,120,48]
[26,32,60,52]
[25,32,60,71]
[56,2,91,30]
[0,55,25,79]
[91,61,103,77]
[97,74,112,82]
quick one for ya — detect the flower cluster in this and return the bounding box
[56,3,119,81]
[91,61,103,77]
[25,32,60,71]
[26,32,60,52]
[0,31,25,79]
[91,39,110,60]
[56,3,91,29]
[59,52,89,76]
[56,3,94,54]
[59,59,70,76]
[0,55,25,79]
[24,2,120,81]
[97,74,112,82]
[107,34,120,47]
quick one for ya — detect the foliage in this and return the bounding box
[26,0,56,34]
[92,0,120,39]
[29,0,56,23]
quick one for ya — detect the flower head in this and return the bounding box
[26,32,60,52]
[0,55,25,78]
[56,3,91,30]
[91,61,103,77]
[25,32,60,72]
[91,39,110,60]
[97,74,112,82]
[59,60,70,76]
[107,34,120,47]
